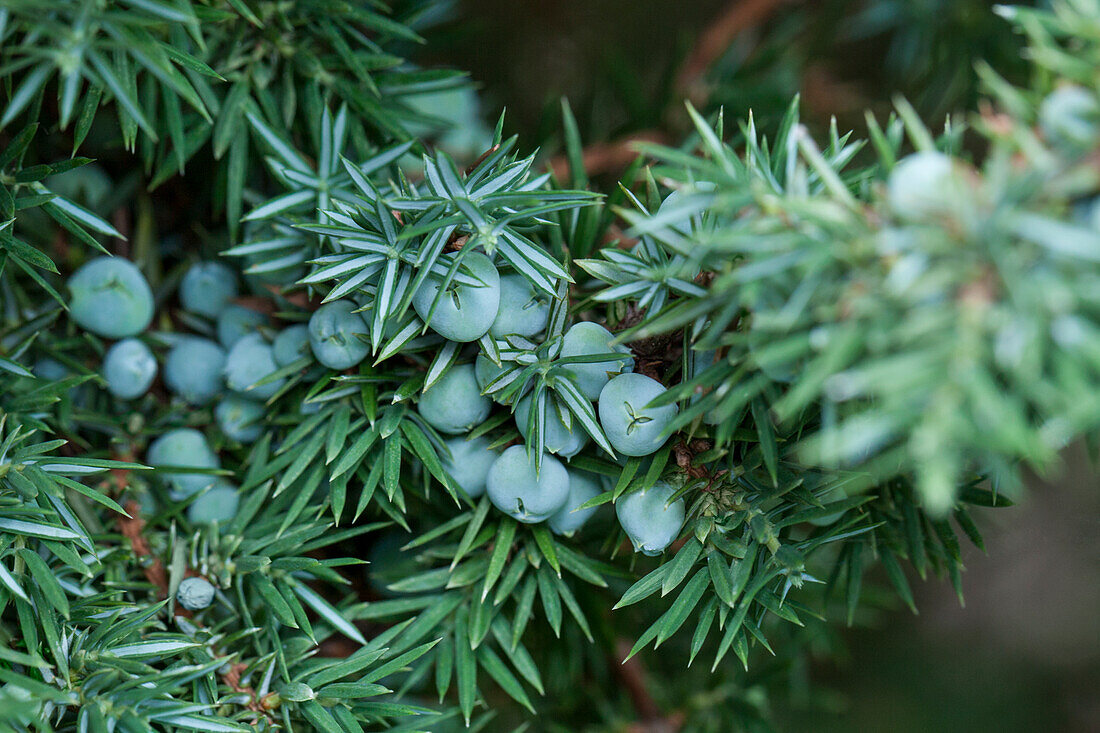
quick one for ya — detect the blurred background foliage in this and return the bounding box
[417,1,1098,730]
[421,0,1034,155]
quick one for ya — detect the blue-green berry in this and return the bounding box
[616,481,685,555]
[216,304,266,348]
[1039,84,1100,150]
[560,322,635,400]
[548,470,602,535]
[419,364,491,435]
[598,373,678,456]
[440,435,498,498]
[68,257,154,338]
[412,252,500,342]
[486,445,570,523]
[187,480,239,525]
[164,337,226,405]
[102,338,157,399]
[514,392,589,457]
[273,324,312,367]
[215,394,265,443]
[33,357,70,381]
[308,300,370,370]
[475,354,508,396]
[147,428,220,498]
[224,332,284,400]
[176,577,215,610]
[180,261,238,319]
[490,273,550,337]
[886,151,955,220]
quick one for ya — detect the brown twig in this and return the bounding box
[118,499,170,597]
[465,144,500,175]
[443,234,469,253]
[675,0,793,102]
[223,661,274,721]
[613,638,685,733]
[547,130,669,181]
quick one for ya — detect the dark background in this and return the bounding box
[422,1,1100,730]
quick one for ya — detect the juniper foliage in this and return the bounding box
[0,1,1095,731]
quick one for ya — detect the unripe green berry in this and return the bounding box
[548,470,602,536]
[616,481,685,555]
[514,392,589,457]
[147,428,220,498]
[102,338,157,399]
[440,435,498,498]
[34,357,69,382]
[418,364,491,435]
[273,324,312,367]
[215,393,265,443]
[486,445,570,523]
[475,354,508,396]
[490,273,550,337]
[886,151,955,220]
[68,257,154,339]
[308,300,370,370]
[598,373,677,456]
[187,480,239,525]
[180,261,238,319]
[412,252,500,342]
[560,322,635,400]
[224,332,284,400]
[216,304,266,348]
[164,337,226,405]
[176,577,215,610]
[1039,84,1100,150]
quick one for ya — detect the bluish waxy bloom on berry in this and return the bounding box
[272,324,312,367]
[1039,84,1100,150]
[33,357,69,381]
[616,481,685,555]
[486,445,570,523]
[216,304,266,348]
[560,322,635,400]
[67,257,154,339]
[412,251,501,342]
[179,261,238,319]
[164,337,226,405]
[418,364,491,435]
[309,300,369,370]
[224,332,284,400]
[475,354,509,397]
[440,435,498,498]
[598,373,678,456]
[490,273,550,337]
[176,577,215,611]
[102,338,157,399]
[147,428,220,498]
[886,151,956,220]
[514,392,589,457]
[548,469,603,536]
[187,479,239,525]
[215,393,265,443]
